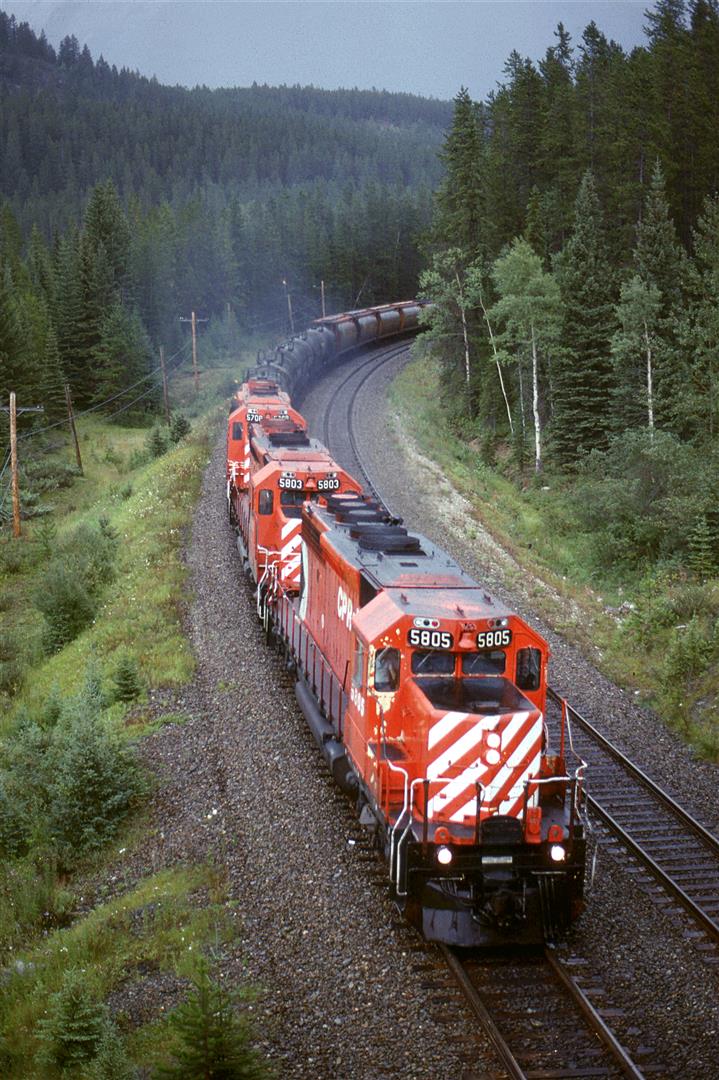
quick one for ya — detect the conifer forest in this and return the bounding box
[1,1,719,1073]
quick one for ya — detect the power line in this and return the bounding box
[11,339,192,444]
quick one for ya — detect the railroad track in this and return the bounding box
[441,945,660,1079]
[323,345,719,958]
[318,338,410,510]
[547,690,719,955]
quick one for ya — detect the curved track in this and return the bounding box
[315,345,719,959]
[301,343,719,1075]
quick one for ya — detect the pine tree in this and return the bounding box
[37,968,108,1070]
[611,275,662,431]
[552,171,616,461]
[154,961,268,1080]
[92,302,155,410]
[433,87,485,258]
[113,653,142,703]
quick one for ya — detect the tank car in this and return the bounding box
[268,492,586,947]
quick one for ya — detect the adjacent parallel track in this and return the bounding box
[323,344,719,953]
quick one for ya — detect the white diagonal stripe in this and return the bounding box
[428,711,470,750]
[281,534,302,560]
[427,726,487,782]
[427,760,484,817]
[281,519,300,539]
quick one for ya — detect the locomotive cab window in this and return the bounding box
[462,651,506,676]
[258,489,273,515]
[375,648,400,692]
[231,421,243,440]
[352,640,365,689]
[411,651,454,676]
[516,647,542,691]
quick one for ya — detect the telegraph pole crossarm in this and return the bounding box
[180,311,209,394]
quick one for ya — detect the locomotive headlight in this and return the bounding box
[437,845,453,866]
[485,749,501,765]
[550,844,566,863]
[486,732,501,749]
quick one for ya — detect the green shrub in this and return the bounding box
[34,520,118,652]
[0,855,72,955]
[0,774,29,858]
[147,425,169,459]
[112,653,142,703]
[154,959,268,1080]
[46,701,144,866]
[35,561,96,652]
[85,1027,139,1080]
[128,447,150,470]
[0,631,24,695]
[0,544,26,576]
[169,413,192,443]
[37,968,108,1071]
[34,518,58,559]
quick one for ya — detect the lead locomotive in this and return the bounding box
[227,302,587,946]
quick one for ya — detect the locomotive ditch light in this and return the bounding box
[436,845,453,866]
[550,844,567,862]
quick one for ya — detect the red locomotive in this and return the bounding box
[226,303,587,946]
[231,424,363,596]
[226,376,306,494]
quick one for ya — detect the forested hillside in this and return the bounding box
[419,0,719,747]
[0,7,447,426]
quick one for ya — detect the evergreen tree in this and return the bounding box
[37,968,108,1070]
[611,275,662,432]
[679,192,719,438]
[92,302,155,410]
[154,960,268,1080]
[433,87,485,257]
[552,171,616,461]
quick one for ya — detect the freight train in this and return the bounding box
[226,301,587,946]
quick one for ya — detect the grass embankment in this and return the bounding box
[391,357,719,759]
[0,349,270,1076]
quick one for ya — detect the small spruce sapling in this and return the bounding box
[154,959,268,1080]
[113,653,143,703]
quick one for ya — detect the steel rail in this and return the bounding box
[544,949,646,1080]
[548,688,719,853]
[440,944,647,1080]
[438,945,526,1080]
[548,689,719,942]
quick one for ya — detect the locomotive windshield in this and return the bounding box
[414,674,533,716]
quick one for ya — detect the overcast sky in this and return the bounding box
[6,1,652,100]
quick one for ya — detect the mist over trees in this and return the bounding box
[0,8,447,423]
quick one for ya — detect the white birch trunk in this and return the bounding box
[477,286,514,436]
[530,321,542,473]
[455,272,472,395]
[643,318,654,441]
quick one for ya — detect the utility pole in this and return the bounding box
[64,383,83,476]
[179,311,208,393]
[320,278,326,319]
[1,394,44,539]
[282,279,295,335]
[159,346,171,426]
[9,392,20,538]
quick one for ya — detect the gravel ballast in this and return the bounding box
[299,350,719,1079]
[130,430,499,1078]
